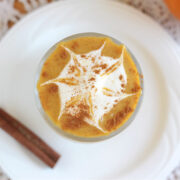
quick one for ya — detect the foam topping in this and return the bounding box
[41,41,135,131]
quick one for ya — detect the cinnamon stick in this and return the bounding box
[0,108,60,168]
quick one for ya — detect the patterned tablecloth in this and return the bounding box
[0,0,180,179]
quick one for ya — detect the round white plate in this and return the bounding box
[0,0,180,180]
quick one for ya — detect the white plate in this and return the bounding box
[0,0,180,180]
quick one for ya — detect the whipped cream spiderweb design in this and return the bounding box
[41,41,135,131]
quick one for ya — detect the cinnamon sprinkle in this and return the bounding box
[100,64,107,69]
[62,102,90,130]
[57,77,79,86]
[121,84,125,88]
[104,106,133,131]
[48,85,58,93]
[60,49,68,59]
[129,68,136,74]
[101,60,121,76]
[68,65,75,73]
[89,77,95,81]
[42,71,48,78]
[131,84,141,93]
[81,54,86,58]
[94,69,100,74]
[119,74,123,80]
[71,42,79,50]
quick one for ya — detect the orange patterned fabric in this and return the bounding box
[164,0,180,20]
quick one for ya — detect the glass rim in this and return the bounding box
[34,32,144,142]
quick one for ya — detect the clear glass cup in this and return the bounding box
[34,32,144,142]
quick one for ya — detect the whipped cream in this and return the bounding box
[41,41,134,131]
